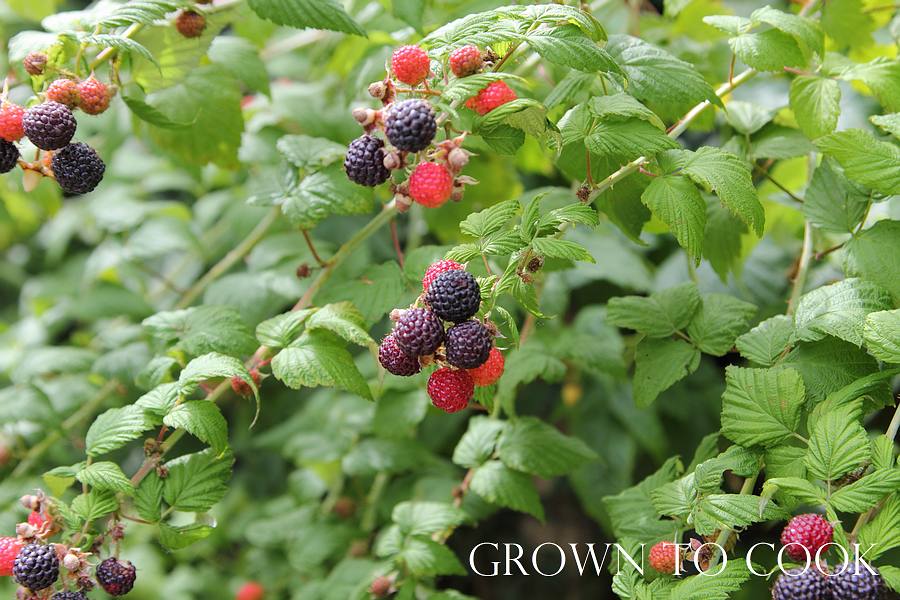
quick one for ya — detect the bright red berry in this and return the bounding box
[465,81,517,116]
[46,79,80,108]
[77,76,112,115]
[780,513,833,562]
[0,102,25,142]
[409,162,453,208]
[422,259,463,292]
[468,347,504,386]
[390,45,430,85]
[427,368,474,413]
[27,511,45,528]
[236,581,265,600]
[449,45,483,77]
[0,536,25,576]
[648,541,681,574]
[230,369,261,397]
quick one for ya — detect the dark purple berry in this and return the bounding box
[51,142,105,194]
[0,140,18,173]
[393,308,444,357]
[424,269,481,323]
[828,562,885,600]
[23,101,77,150]
[384,99,436,152]
[345,134,390,186]
[96,557,136,596]
[445,320,492,369]
[52,592,89,600]
[771,568,831,600]
[13,543,59,591]
[378,333,421,376]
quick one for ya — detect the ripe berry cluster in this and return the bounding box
[1,493,137,596]
[378,260,506,413]
[343,43,519,210]
[771,563,887,600]
[0,69,111,194]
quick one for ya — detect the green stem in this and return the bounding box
[708,472,759,570]
[787,221,813,316]
[362,472,389,532]
[176,207,280,309]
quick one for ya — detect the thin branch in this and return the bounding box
[302,229,328,267]
[389,218,405,268]
[787,221,814,316]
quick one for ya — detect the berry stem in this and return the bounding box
[175,207,280,309]
[302,229,328,267]
[390,218,405,268]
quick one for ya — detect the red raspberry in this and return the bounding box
[175,10,206,38]
[449,45,483,77]
[780,513,833,562]
[390,45,430,86]
[27,511,46,528]
[369,576,392,597]
[0,102,25,142]
[465,81,517,116]
[427,368,474,413]
[230,369,261,397]
[648,541,681,574]
[409,162,453,208]
[0,536,25,576]
[236,581,265,600]
[77,76,112,115]
[422,259,463,292]
[46,79,80,108]
[468,347,504,386]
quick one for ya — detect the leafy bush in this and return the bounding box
[0,0,898,598]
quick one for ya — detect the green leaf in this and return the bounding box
[821,0,875,48]
[815,130,900,195]
[453,417,508,468]
[730,29,806,72]
[392,502,467,536]
[863,309,900,363]
[803,159,870,233]
[392,0,424,30]
[794,278,893,347]
[459,199,519,239]
[496,417,597,478]
[442,73,524,104]
[282,164,375,229]
[306,302,372,347]
[686,294,756,356]
[77,462,134,495]
[271,331,372,400]
[845,220,900,303]
[607,283,701,337]
[761,477,826,506]
[751,5,823,57]
[469,460,544,520]
[724,101,772,135]
[835,57,900,112]
[135,382,180,418]
[530,237,595,263]
[693,494,787,536]
[702,15,752,35]
[247,0,365,35]
[589,93,665,130]
[122,88,194,129]
[585,119,679,162]
[789,76,841,139]
[736,315,794,366]
[676,146,765,236]
[703,195,748,280]
[670,553,752,600]
[720,366,805,448]
[134,472,164,522]
[255,309,315,350]
[399,537,466,576]
[830,469,900,512]
[477,98,550,139]
[95,0,184,27]
[870,113,900,139]
[209,36,271,96]
[882,565,900,594]
[79,33,156,65]
[163,448,233,512]
[71,489,118,522]
[633,338,701,407]
[276,135,346,172]
[784,337,884,402]
[806,404,870,480]
[143,305,257,357]
[603,457,682,540]
[85,405,155,457]
[695,445,762,492]
[524,24,621,74]
[159,523,215,551]
[178,352,257,398]
[651,474,697,518]
[640,175,706,260]
[859,494,900,561]
[164,401,229,455]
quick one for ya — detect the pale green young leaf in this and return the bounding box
[470,460,544,520]
[163,449,233,512]
[640,175,707,261]
[255,309,315,350]
[724,101,772,135]
[77,462,134,495]
[163,401,229,455]
[789,76,841,139]
[835,57,900,112]
[86,405,155,457]
[730,30,806,72]
[803,159,870,233]
[306,302,372,347]
[751,5,823,57]
[702,15,752,35]
[821,0,875,48]
[496,417,597,478]
[793,278,893,347]
[806,404,870,480]
[686,294,756,356]
[870,113,900,139]
[607,283,701,337]
[863,309,900,363]
[720,366,804,448]
[247,0,365,35]
[272,331,372,400]
[882,565,900,594]
[633,338,701,407]
[815,130,900,195]
[735,315,794,366]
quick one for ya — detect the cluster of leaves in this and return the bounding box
[0,0,898,599]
